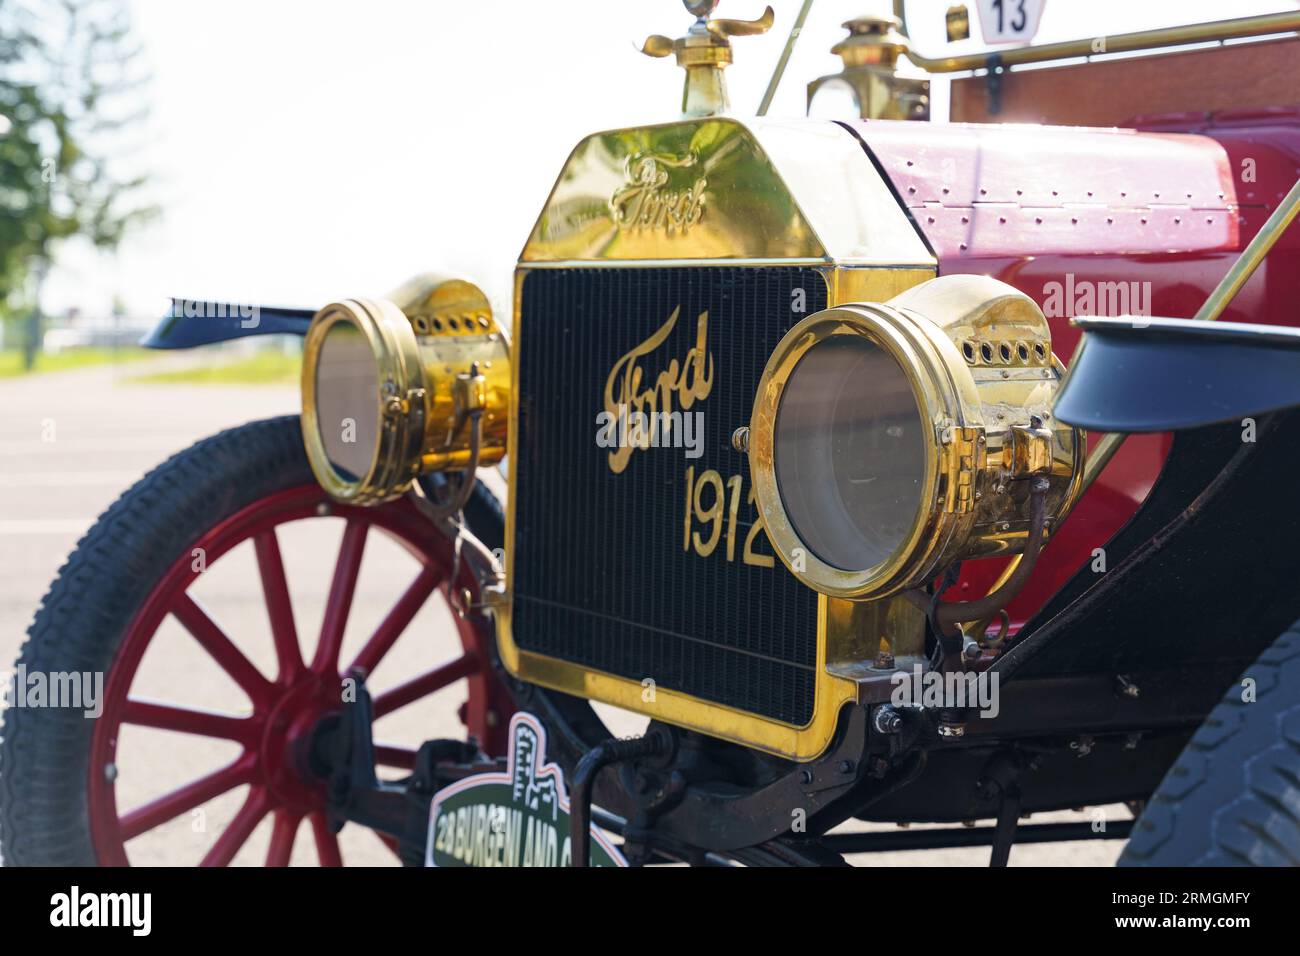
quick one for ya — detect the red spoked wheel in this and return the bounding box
[86,484,511,866]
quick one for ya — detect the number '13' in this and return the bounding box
[992,0,1028,33]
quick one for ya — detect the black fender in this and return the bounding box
[1054,315,1300,432]
[141,298,316,349]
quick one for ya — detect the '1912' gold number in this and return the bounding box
[682,466,774,567]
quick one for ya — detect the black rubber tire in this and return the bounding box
[0,415,503,866]
[0,416,312,865]
[1120,621,1300,866]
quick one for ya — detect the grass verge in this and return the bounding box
[0,347,155,378]
[127,350,301,386]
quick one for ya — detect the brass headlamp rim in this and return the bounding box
[749,302,984,601]
[301,297,428,505]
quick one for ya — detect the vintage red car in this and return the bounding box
[3,1,1300,870]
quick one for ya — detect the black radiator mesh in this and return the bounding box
[511,267,826,726]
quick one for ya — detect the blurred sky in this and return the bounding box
[42,0,1298,323]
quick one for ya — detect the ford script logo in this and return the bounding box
[610,153,706,237]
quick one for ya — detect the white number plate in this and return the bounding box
[975,0,1045,44]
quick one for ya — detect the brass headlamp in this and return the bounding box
[748,274,1083,601]
[301,276,509,505]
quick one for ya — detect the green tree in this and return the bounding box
[0,0,155,368]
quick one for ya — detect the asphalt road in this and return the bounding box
[0,359,1123,866]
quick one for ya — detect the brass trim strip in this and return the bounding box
[757,0,815,116]
[1194,176,1300,325]
[901,11,1300,74]
[521,258,936,270]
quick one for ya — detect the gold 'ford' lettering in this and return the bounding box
[610,155,706,237]
[603,306,713,474]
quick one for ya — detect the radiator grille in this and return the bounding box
[512,267,827,725]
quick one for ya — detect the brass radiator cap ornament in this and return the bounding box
[641,0,775,117]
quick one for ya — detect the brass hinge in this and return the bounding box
[939,422,984,514]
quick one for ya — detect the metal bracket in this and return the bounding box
[976,750,1029,867]
[570,731,675,867]
[589,705,870,853]
[1004,419,1053,479]
[985,53,1005,115]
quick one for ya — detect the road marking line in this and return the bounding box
[0,471,140,487]
[0,438,191,453]
[0,519,95,535]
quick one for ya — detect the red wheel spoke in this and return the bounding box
[122,699,257,745]
[253,529,304,683]
[265,808,300,867]
[119,754,255,841]
[374,744,418,770]
[309,811,343,866]
[200,786,271,867]
[313,520,369,675]
[348,564,441,676]
[372,654,479,719]
[89,483,507,866]
[173,594,274,708]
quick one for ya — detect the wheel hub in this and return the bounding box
[259,677,342,811]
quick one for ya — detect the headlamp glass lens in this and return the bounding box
[314,321,380,481]
[773,335,926,572]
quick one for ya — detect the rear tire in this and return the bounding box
[1120,621,1300,866]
